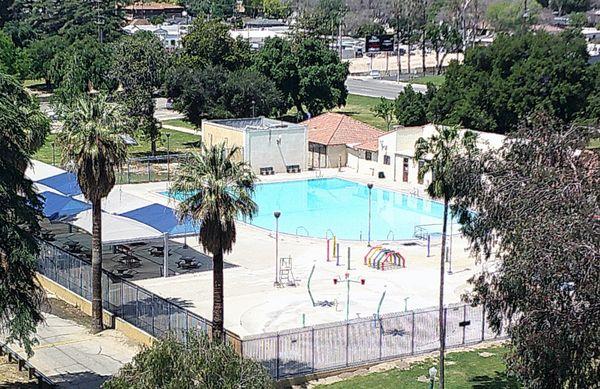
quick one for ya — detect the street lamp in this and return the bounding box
[428,366,438,389]
[166,132,171,182]
[251,100,256,118]
[52,141,56,166]
[367,183,373,247]
[274,211,281,286]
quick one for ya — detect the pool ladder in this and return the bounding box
[386,230,395,241]
[295,226,310,237]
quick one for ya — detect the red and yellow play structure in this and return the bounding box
[364,246,406,270]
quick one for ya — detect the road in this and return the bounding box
[345,76,427,99]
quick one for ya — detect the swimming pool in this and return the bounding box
[163,178,450,241]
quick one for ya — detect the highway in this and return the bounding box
[345,76,427,99]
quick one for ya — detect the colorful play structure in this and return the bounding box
[364,246,406,270]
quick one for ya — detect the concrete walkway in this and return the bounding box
[7,309,138,388]
[161,123,199,135]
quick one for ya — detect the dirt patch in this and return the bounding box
[0,357,37,388]
[41,294,91,328]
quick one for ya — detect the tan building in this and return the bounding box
[201,118,307,174]
[303,113,384,169]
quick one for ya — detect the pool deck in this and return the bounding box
[117,168,488,337]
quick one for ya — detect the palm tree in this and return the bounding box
[56,94,128,333]
[171,143,257,341]
[414,126,477,389]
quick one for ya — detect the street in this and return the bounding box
[345,76,427,99]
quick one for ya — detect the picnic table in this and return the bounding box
[178,256,199,269]
[63,241,82,253]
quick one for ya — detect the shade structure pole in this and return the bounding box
[163,232,169,278]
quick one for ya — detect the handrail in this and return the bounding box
[0,341,55,387]
[325,229,335,240]
[295,226,310,236]
[386,230,395,240]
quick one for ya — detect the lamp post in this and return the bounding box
[274,211,281,286]
[367,183,373,247]
[251,100,256,118]
[428,366,438,389]
[52,141,56,166]
[166,132,171,182]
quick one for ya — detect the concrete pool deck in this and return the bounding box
[116,169,488,337]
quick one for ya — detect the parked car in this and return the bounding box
[369,70,381,79]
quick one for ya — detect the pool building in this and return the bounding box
[202,117,307,175]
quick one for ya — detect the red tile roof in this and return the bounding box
[303,112,384,147]
[354,138,379,152]
[124,2,184,11]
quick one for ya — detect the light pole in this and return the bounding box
[367,183,373,247]
[274,211,281,286]
[251,100,256,118]
[166,132,171,182]
[52,141,56,166]
[334,273,365,321]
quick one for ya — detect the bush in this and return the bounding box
[103,332,273,389]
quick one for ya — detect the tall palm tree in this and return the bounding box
[171,143,257,341]
[56,94,128,333]
[414,126,477,389]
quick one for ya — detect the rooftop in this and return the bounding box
[124,2,184,11]
[303,112,385,147]
[205,117,305,132]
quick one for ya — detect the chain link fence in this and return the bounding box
[116,153,191,185]
[36,240,507,380]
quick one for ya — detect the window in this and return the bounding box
[418,160,425,184]
[403,157,409,182]
[365,151,372,161]
[383,155,391,165]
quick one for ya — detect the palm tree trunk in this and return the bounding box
[438,197,449,388]
[212,248,224,342]
[91,198,103,333]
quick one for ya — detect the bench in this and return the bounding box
[260,167,275,175]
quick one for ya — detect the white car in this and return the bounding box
[369,70,381,79]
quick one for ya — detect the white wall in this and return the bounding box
[245,127,307,173]
[347,148,379,176]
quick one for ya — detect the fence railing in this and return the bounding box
[36,240,506,380]
[36,240,242,352]
[116,153,191,185]
[242,304,508,379]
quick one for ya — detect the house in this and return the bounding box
[124,2,185,20]
[374,124,505,186]
[303,113,384,169]
[201,118,307,174]
[123,23,189,50]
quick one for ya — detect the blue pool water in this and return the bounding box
[163,178,449,241]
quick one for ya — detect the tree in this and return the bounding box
[25,35,67,87]
[111,31,167,155]
[450,114,599,387]
[56,94,128,333]
[429,30,593,134]
[549,0,589,16]
[255,36,348,116]
[355,21,386,38]
[182,19,253,71]
[371,97,395,131]
[414,126,478,389]
[171,144,257,341]
[486,0,542,32]
[394,84,434,126]
[221,69,286,117]
[0,29,29,79]
[426,22,462,74]
[103,331,273,388]
[568,11,588,27]
[0,72,50,356]
[263,0,290,19]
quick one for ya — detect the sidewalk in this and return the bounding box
[5,298,139,388]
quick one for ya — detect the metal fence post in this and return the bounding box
[481,304,486,341]
[127,161,131,184]
[135,287,139,327]
[275,334,280,380]
[147,159,151,182]
[345,322,349,367]
[168,303,172,333]
[151,295,155,336]
[411,311,415,354]
[379,318,383,360]
[462,305,467,345]
[311,327,315,373]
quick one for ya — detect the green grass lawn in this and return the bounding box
[161,118,196,129]
[318,346,519,389]
[34,129,200,164]
[407,74,446,87]
[589,138,600,149]
[332,94,390,131]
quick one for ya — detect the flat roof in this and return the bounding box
[205,117,305,132]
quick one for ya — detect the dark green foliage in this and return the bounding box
[394,84,434,126]
[429,31,593,133]
[451,114,600,387]
[182,0,237,19]
[25,35,67,86]
[221,69,286,118]
[355,22,386,38]
[0,72,50,356]
[254,36,348,116]
[103,331,273,388]
[0,29,29,79]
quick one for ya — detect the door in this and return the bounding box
[403,158,409,182]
